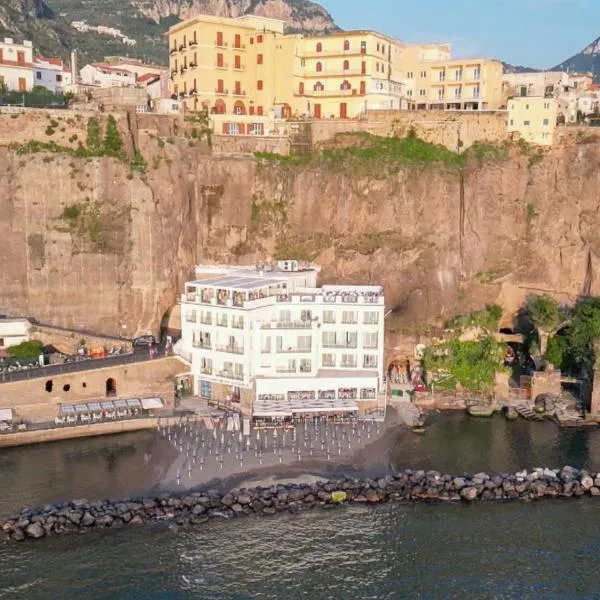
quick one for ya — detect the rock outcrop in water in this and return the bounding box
[2,466,599,541]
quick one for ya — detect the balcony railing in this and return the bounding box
[341,317,358,324]
[341,361,358,368]
[300,365,311,373]
[179,45,186,52]
[341,296,359,303]
[277,347,312,354]
[215,41,228,48]
[189,40,198,47]
[322,342,358,349]
[298,48,367,58]
[364,319,379,325]
[215,88,229,95]
[261,320,313,330]
[217,345,244,355]
[193,341,212,350]
[322,361,336,368]
[215,62,228,69]
[200,367,213,375]
[232,44,246,50]
[303,68,365,77]
[216,319,228,327]
[232,320,244,329]
[189,63,197,70]
[363,343,378,349]
[169,48,178,56]
[232,65,246,71]
[232,90,246,96]
[200,317,212,325]
[185,314,197,323]
[363,361,378,369]
[275,367,297,374]
[217,370,244,381]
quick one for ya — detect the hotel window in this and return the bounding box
[316,61,323,72]
[257,106,263,115]
[250,37,254,45]
[343,60,349,70]
[544,102,550,109]
[316,42,322,52]
[300,359,311,373]
[377,42,380,51]
[407,72,413,79]
[341,354,357,368]
[234,34,241,49]
[298,336,311,351]
[381,44,385,53]
[524,120,530,126]
[216,31,224,47]
[360,41,366,54]
[279,309,291,322]
[257,54,263,65]
[257,34,263,43]
[364,311,378,324]
[344,39,350,51]
[322,353,335,367]
[323,331,336,346]
[314,81,324,91]
[341,80,351,91]
[376,63,379,72]
[36,71,42,80]
[17,51,25,63]
[510,119,514,126]
[217,53,224,67]
[419,89,426,96]
[257,79,263,90]
[300,310,312,322]
[543,119,549,126]
[323,310,335,323]
[363,354,378,368]
[298,82,304,95]
[234,54,241,69]
[420,70,427,78]
[363,332,378,349]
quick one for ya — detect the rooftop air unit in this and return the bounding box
[278,260,298,272]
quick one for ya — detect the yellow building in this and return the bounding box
[398,44,503,110]
[168,14,505,131]
[292,31,408,119]
[507,97,558,145]
[168,14,292,134]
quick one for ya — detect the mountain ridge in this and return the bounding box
[0,0,337,66]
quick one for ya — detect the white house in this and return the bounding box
[0,38,33,91]
[0,318,31,349]
[80,63,136,87]
[33,56,73,94]
[178,261,386,420]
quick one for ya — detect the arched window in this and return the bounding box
[316,42,322,52]
[314,81,324,91]
[343,39,350,51]
[316,61,322,72]
[343,60,349,71]
[341,80,351,90]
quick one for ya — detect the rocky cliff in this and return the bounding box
[1,115,599,342]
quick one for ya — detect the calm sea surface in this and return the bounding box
[2,413,600,599]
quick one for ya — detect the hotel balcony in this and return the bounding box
[189,63,197,70]
[341,317,358,325]
[185,313,197,323]
[302,69,366,77]
[189,39,198,47]
[200,316,212,325]
[232,320,245,329]
[232,65,246,72]
[200,366,213,375]
[277,347,312,354]
[217,369,244,381]
[362,343,378,350]
[169,48,178,56]
[275,367,297,374]
[193,340,212,350]
[215,41,229,48]
[295,89,362,98]
[232,44,246,50]
[261,320,313,330]
[216,318,228,327]
[298,48,367,58]
[232,90,246,97]
[341,360,358,368]
[178,44,186,52]
[216,344,244,355]
[322,341,358,349]
[215,62,229,70]
[214,88,229,95]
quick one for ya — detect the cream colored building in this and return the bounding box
[0,38,33,91]
[168,14,504,131]
[507,96,558,145]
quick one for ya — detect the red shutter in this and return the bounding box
[239,123,245,134]
[223,122,228,134]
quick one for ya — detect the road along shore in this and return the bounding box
[3,465,599,541]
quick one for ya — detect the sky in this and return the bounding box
[318,0,600,68]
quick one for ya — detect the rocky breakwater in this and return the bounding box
[3,466,600,542]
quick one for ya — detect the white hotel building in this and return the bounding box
[178,262,386,420]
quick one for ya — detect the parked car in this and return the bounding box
[133,335,156,347]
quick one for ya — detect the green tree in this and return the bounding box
[566,297,600,367]
[527,294,562,332]
[545,334,567,368]
[7,340,43,359]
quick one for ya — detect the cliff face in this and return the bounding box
[1,122,600,339]
[135,0,337,31]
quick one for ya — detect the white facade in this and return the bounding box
[80,63,136,88]
[0,319,31,348]
[33,57,73,94]
[179,262,385,418]
[0,38,33,91]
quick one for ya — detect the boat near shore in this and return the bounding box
[467,404,495,418]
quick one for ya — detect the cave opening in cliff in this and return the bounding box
[106,378,117,397]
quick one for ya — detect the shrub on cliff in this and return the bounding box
[7,340,43,359]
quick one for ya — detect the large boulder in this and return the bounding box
[25,523,45,539]
[460,487,478,502]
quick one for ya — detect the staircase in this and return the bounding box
[515,404,544,421]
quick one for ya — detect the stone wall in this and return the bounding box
[364,110,510,151]
[30,324,133,355]
[0,357,184,422]
[211,134,290,155]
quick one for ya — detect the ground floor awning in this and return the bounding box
[0,408,13,421]
[140,397,163,410]
[253,397,358,418]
